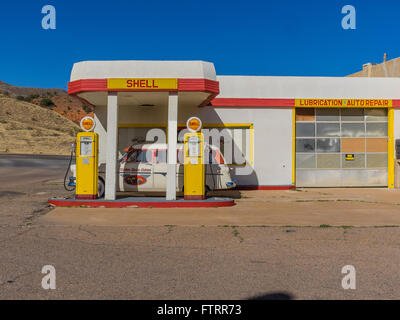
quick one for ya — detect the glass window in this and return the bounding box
[342,154,365,168]
[129,150,153,163]
[316,123,340,137]
[341,123,365,137]
[341,108,364,121]
[317,154,341,168]
[296,108,315,122]
[177,149,184,164]
[366,123,387,137]
[296,123,315,137]
[296,139,315,153]
[156,150,167,163]
[367,153,387,168]
[296,154,316,168]
[316,138,340,153]
[365,109,387,122]
[316,109,339,121]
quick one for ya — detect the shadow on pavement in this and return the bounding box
[247,292,293,300]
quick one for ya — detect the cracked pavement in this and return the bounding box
[1,155,400,299]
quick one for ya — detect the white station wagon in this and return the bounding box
[72,142,236,198]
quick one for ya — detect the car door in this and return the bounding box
[153,149,183,191]
[122,149,154,191]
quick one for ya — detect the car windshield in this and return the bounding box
[127,149,153,163]
[154,149,184,163]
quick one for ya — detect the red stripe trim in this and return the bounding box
[178,79,219,94]
[393,100,400,107]
[68,79,107,94]
[210,98,295,107]
[48,198,234,208]
[68,79,219,95]
[237,185,296,190]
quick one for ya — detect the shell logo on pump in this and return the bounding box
[186,117,202,132]
[80,116,96,132]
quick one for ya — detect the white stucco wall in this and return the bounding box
[71,60,217,81]
[217,76,400,99]
[90,72,400,188]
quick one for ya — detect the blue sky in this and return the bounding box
[0,0,399,89]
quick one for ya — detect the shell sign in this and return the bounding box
[186,117,202,132]
[80,116,95,132]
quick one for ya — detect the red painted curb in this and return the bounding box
[48,199,235,208]
[237,185,296,190]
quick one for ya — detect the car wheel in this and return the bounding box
[98,177,105,198]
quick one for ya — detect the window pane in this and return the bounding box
[316,109,339,121]
[317,154,341,168]
[156,150,167,163]
[365,109,387,122]
[296,139,315,153]
[296,154,316,168]
[341,108,364,121]
[130,150,152,163]
[316,138,340,152]
[316,123,340,137]
[341,123,365,137]
[367,153,387,168]
[366,123,387,137]
[366,138,387,152]
[342,154,365,168]
[341,138,365,153]
[296,108,315,121]
[296,123,315,137]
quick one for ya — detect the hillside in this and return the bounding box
[0,80,93,125]
[0,95,80,155]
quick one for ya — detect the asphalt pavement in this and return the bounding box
[1,154,400,299]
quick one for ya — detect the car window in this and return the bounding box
[209,149,224,164]
[156,150,167,163]
[128,150,153,163]
[177,149,184,164]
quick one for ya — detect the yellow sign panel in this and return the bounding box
[345,154,355,161]
[295,99,392,108]
[107,78,178,90]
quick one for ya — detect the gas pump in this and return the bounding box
[75,116,98,199]
[183,117,205,200]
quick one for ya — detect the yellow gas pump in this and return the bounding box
[184,117,205,200]
[75,117,98,199]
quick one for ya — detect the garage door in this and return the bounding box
[296,108,388,187]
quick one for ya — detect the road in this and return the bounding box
[1,154,400,299]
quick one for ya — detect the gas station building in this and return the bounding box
[68,60,400,201]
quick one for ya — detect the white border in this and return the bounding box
[186,117,202,132]
[80,116,96,132]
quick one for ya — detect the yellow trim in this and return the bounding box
[292,108,296,186]
[388,107,394,188]
[118,122,254,166]
[118,123,167,128]
[295,99,392,108]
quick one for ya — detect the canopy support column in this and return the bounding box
[166,92,178,200]
[104,92,119,200]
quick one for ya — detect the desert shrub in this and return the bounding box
[16,96,25,101]
[40,98,55,108]
[82,105,91,114]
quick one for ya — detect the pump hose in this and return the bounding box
[63,148,75,192]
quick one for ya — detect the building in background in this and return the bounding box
[68,60,400,200]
